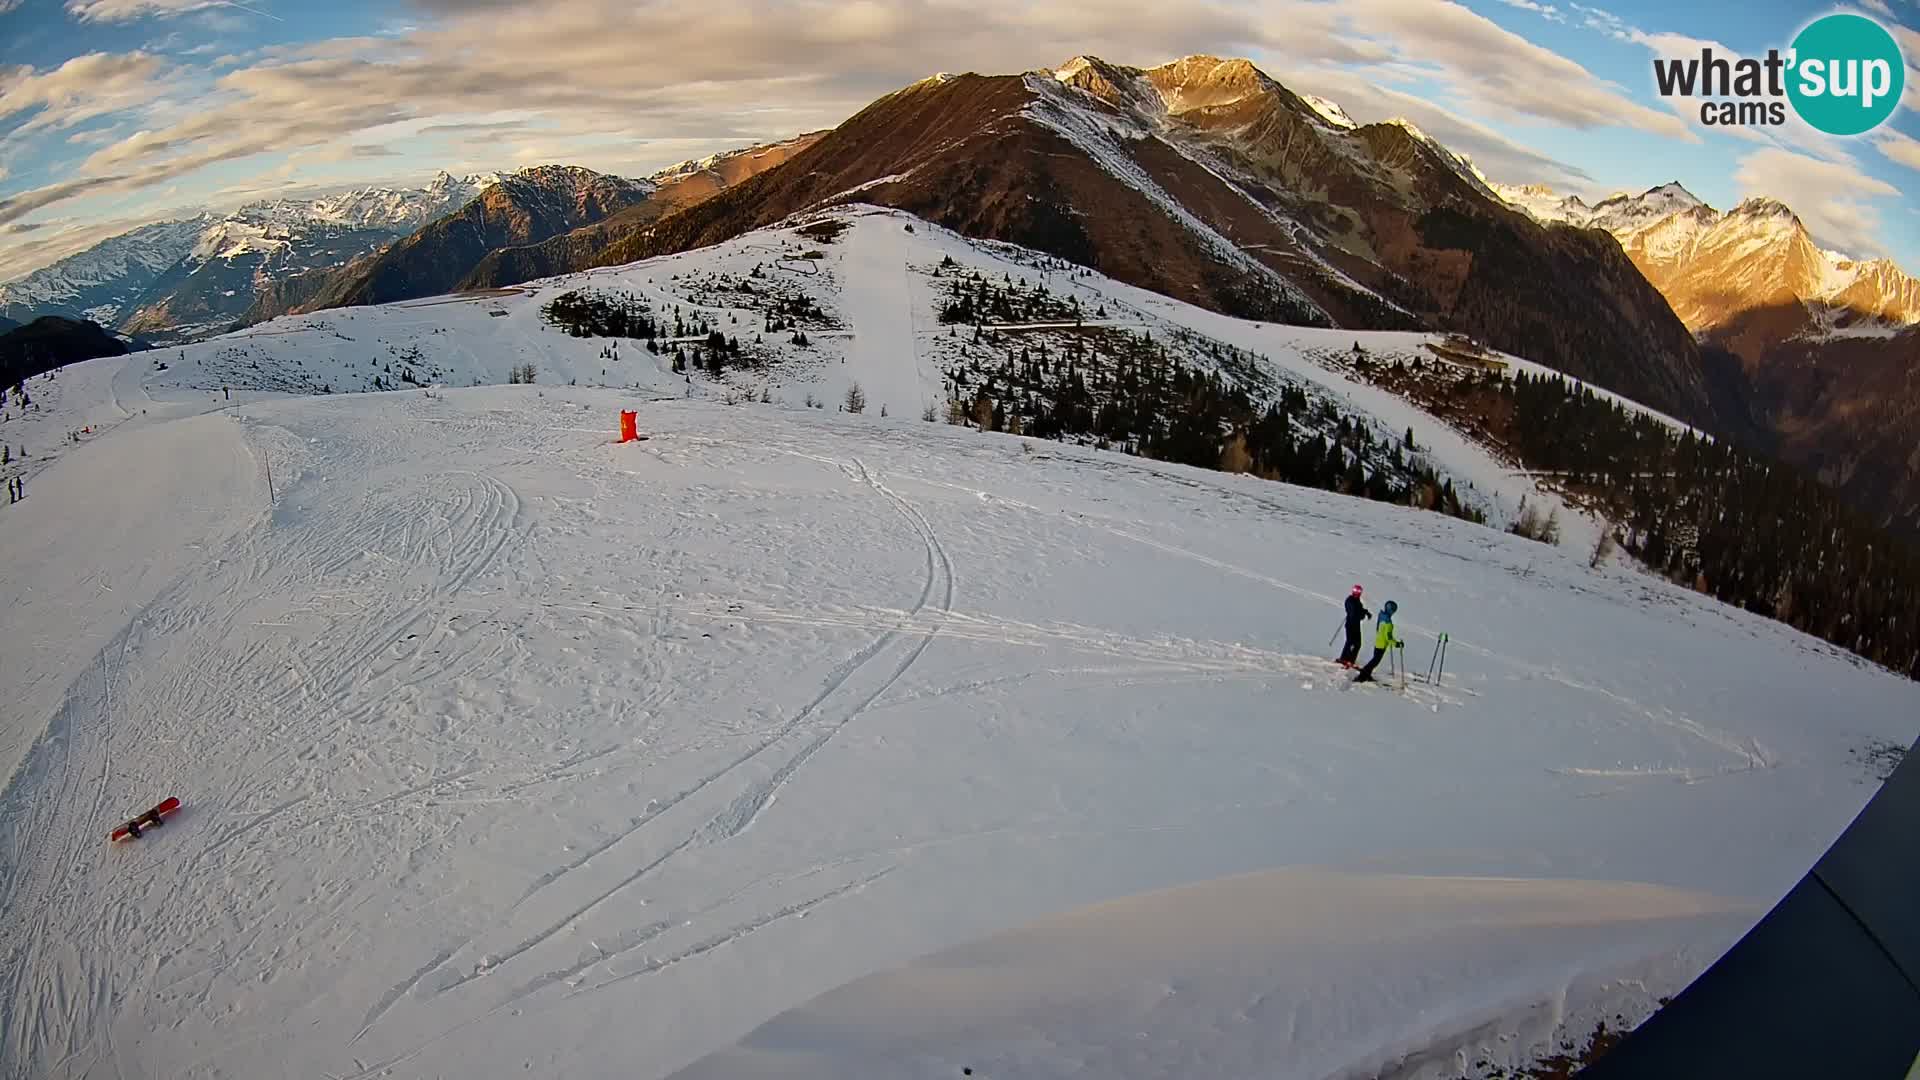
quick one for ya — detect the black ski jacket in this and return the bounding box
[1345,594,1371,627]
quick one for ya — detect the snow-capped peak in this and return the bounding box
[1300,92,1357,130]
[0,216,214,321]
[1490,183,1594,225]
[650,147,761,184]
[1053,55,1096,83]
[1496,168,1920,335]
[1581,183,1715,236]
[222,173,501,238]
[0,170,509,332]
[1642,182,1704,208]
[1728,196,1798,224]
[490,166,654,205]
[1386,117,1429,142]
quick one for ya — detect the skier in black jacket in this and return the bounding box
[1337,584,1371,668]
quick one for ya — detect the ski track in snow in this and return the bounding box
[366,451,952,1039]
[1,210,1917,1080]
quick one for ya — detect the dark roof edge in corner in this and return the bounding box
[1579,736,1920,1079]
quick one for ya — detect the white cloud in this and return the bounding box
[65,0,278,22]
[1493,0,1566,21]
[8,0,1373,230]
[0,0,1677,273]
[1326,0,1694,139]
[1874,127,1920,170]
[1569,3,1635,42]
[0,174,132,226]
[1734,146,1901,255]
[0,0,24,13]
[1858,0,1894,14]
[1285,63,1596,190]
[0,52,173,140]
[1888,24,1920,111]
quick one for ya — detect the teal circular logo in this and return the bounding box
[1787,13,1905,135]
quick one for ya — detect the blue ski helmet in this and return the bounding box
[1381,600,1398,620]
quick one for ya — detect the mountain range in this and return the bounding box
[4,54,1917,536]
[446,131,825,293]
[436,56,1714,437]
[0,172,498,342]
[0,138,823,343]
[0,217,217,334]
[256,133,824,321]
[1495,181,1920,340]
[1496,180,1920,538]
[241,165,655,321]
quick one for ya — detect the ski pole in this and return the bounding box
[1328,618,1344,649]
[1435,633,1448,686]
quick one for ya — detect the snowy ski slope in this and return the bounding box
[2,210,1916,1079]
[144,207,1685,541]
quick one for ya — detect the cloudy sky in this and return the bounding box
[0,0,1916,283]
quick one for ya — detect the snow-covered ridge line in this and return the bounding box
[1153,135,1409,318]
[190,203,1710,540]
[1386,119,1500,202]
[825,172,915,202]
[1020,75,1331,324]
[1494,180,1920,327]
[1301,92,1358,130]
[0,218,211,300]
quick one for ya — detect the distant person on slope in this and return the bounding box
[1353,600,1402,684]
[1336,585,1370,668]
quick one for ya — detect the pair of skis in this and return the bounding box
[1336,649,1407,690]
[1334,631,1451,691]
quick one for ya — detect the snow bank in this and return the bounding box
[673,869,1754,1080]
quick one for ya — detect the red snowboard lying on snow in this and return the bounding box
[110,797,181,842]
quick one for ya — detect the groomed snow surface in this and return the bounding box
[3,210,1918,1080]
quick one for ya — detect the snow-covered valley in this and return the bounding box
[2,210,1916,1080]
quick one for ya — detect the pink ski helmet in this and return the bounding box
[1351,584,1364,596]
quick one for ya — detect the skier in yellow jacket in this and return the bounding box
[1352,600,1402,683]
